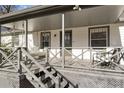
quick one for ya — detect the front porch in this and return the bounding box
[0,47,124,88]
[0,5,124,88]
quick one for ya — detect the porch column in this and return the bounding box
[0,25,1,64]
[25,19,28,50]
[62,13,65,68]
[0,24,1,47]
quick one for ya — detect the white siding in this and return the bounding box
[72,27,88,47]
[31,23,123,48]
[2,23,123,52]
[51,30,60,47]
[110,24,121,47]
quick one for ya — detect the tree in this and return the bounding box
[0,5,33,14]
[0,5,16,14]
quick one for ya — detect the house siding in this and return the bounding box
[32,23,122,49]
[1,23,123,49]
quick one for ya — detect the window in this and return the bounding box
[40,32,51,49]
[89,26,109,47]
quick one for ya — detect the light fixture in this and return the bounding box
[54,34,56,37]
[73,5,81,11]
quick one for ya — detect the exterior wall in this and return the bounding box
[72,27,88,47]
[51,30,60,48]
[32,23,123,49]
[110,24,122,47]
[29,23,123,59]
[1,23,123,51]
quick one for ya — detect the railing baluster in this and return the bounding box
[82,49,83,60]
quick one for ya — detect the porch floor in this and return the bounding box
[1,57,124,75]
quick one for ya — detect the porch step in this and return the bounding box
[45,65,77,88]
[1,48,77,88]
[31,64,77,88]
[42,77,51,84]
[34,71,55,88]
[60,80,69,88]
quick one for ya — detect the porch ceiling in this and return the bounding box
[27,5,124,31]
[0,5,99,24]
[2,5,124,32]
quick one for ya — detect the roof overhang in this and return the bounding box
[0,5,100,24]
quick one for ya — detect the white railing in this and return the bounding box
[1,46,124,75]
[46,47,124,72]
[1,46,124,87]
[0,47,61,88]
[0,47,19,71]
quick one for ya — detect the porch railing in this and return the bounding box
[1,47,124,78]
[0,47,60,88]
[46,47,124,73]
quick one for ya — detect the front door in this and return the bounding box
[60,30,72,56]
[60,30,72,48]
[40,32,51,49]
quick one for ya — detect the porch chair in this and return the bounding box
[93,48,121,69]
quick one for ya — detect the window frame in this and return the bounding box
[88,26,110,47]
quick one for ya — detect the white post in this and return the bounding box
[24,20,28,64]
[90,47,92,63]
[62,14,65,68]
[18,48,22,74]
[0,25,2,64]
[46,48,49,64]
[25,19,28,50]
[82,49,83,60]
